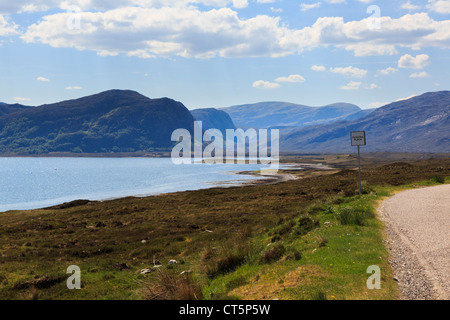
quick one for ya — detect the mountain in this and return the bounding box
[191,108,236,134]
[0,90,195,154]
[0,103,32,117]
[281,91,450,153]
[220,102,367,129]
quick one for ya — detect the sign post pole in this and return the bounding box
[357,145,362,195]
[351,131,366,195]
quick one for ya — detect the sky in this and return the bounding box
[0,0,449,110]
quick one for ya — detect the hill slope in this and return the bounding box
[220,102,365,129]
[0,90,195,154]
[281,91,450,153]
[0,103,32,117]
[191,108,236,134]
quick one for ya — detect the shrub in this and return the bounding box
[260,244,285,264]
[307,203,326,215]
[431,175,445,184]
[311,290,327,300]
[360,181,374,194]
[294,216,320,236]
[204,244,250,279]
[338,206,374,226]
[143,270,203,300]
[284,250,302,261]
[318,235,328,248]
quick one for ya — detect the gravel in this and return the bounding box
[378,184,450,300]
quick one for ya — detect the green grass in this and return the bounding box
[202,190,398,300]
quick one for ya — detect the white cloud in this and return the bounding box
[311,65,326,72]
[232,0,248,9]
[377,67,398,76]
[398,54,430,69]
[275,74,305,83]
[253,80,280,89]
[37,76,50,82]
[367,83,380,89]
[300,2,321,12]
[270,7,283,13]
[17,6,450,60]
[427,0,450,14]
[329,66,368,78]
[410,71,429,78]
[401,1,421,10]
[13,97,31,102]
[0,0,252,14]
[340,81,361,90]
[22,7,304,59]
[66,86,83,90]
[0,15,19,36]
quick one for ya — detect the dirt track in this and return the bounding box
[379,184,450,300]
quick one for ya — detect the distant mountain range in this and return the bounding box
[0,90,448,155]
[0,90,195,154]
[281,91,450,153]
[219,102,373,129]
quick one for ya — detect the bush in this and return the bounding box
[294,216,320,236]
[311,290,327,300]
[143,270,203,300]
[284,250,302,261]
[204,244,250,279]
[338,206,374,226]
[360,181,374,194]
[431,175,445,184]
[260,244,285,264]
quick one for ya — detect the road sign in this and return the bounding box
[351,131,366,195]
[351,131,366,146]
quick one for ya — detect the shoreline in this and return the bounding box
[0,163,327,213]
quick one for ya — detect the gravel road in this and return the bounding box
[378,184,450,300]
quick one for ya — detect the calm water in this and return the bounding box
[0,157,268,212]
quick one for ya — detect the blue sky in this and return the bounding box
[0,0,449,110]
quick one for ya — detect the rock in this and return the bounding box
[141,240,147,244]
[140,268,154,274]
[180,270,192,275]
[169,259,177,265]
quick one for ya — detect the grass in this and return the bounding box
[0,157,449,300]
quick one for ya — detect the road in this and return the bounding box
[379,184,450,300]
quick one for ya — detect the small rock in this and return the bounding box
[141,240,147,244]
[140,268,154,274]
[180,270,192,275]
[169,259,177,265]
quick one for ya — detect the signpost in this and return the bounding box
[351,131,366,195]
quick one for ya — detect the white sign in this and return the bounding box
[351,131,366,146]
